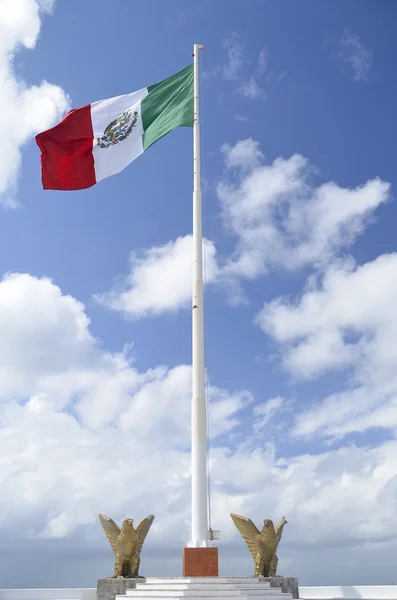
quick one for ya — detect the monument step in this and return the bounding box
[120,596,290,600]
[133,585,279,592]
[122,593,290,599]
[128,591,283,596]
[141,580,268,585]
[122,577,292,600]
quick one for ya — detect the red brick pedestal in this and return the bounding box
[183,547,219,576]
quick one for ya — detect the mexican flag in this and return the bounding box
[36,64,194,190]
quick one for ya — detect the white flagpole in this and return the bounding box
[190,42,209,548]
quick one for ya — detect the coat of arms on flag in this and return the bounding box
[97,109,139,149]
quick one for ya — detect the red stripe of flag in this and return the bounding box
[35,104,96,191]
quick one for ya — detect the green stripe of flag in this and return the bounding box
[142,64,194,151]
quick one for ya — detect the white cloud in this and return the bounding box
[0,272,252,539]
[218,139,390,281]
[257,254,397,440]
[222,138,263,171]
[292,384,397,441]
[0,0,69,207]
[235,47,268,101]
[254,396,285,421]
[0,273,97,398]
[2,271,397,583]
[222,33,248,81]
[238,77,266,100]
[257,48,268,75]
[339,29,373,82]
[252,396,287,434]
[220,35,268,101]
[257,254,397,381]
[211,439,397,547]
[95,235,219,318]
[37,0,56,12]
[98,139,390,317]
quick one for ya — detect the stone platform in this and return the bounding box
[113,577,298,600]
[97,578,144,600]
[263,578,299,599]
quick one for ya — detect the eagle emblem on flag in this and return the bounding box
[97,109,139,149]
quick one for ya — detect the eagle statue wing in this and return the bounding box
[230,512,260,561]
[98,513,120,556]
[136,515,155,554]
[275,516,287,542]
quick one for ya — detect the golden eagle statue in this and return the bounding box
[99,513,155,578]
[231,513,287,577]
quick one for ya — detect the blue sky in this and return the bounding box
[1,0,397,589]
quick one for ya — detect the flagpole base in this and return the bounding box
[183,547,219,576]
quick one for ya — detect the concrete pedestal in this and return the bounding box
[262,577,299,599]
[183,547,219,576]
[97,578,145,600]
